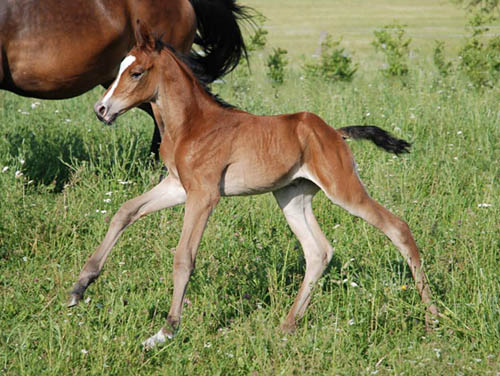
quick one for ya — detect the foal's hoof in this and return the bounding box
[424,304,441,332]
[142,328,174,350]
[67,293,81,308]
[280,321,297,334]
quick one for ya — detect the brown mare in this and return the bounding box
[0,0,252,157]
[69,24,439,348]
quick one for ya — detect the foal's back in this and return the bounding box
[191,109,349,197]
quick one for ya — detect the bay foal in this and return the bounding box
[69,24,438,348]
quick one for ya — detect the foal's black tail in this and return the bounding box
[188,0,255,83]
[338,125,411,155]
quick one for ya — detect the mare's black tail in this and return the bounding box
[188,0,255,82]
[338,125,411,155]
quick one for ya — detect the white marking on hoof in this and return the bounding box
[68,294,80,308]
[142,328,174,350]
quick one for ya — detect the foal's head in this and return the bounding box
[94,22,165,125]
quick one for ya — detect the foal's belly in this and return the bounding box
[219,160,301,197]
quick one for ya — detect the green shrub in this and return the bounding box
[303,35,357,82]
[246,13,268,52]
[266,47,288,84]
[459,35,500,87]
[454,4,500,88]
[433,41,454,77]
[372,23,411,76]
[247,28,268,52]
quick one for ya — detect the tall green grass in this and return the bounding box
[1,2,499,375]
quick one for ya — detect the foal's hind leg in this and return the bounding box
[273,179,334,332]
[313,166,438,325]
[68,176,186,306]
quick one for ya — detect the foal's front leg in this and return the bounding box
[68,176,186,307]
[142,190,219,349]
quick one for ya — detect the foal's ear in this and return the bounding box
[135,20,155,50]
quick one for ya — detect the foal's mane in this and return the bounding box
[152,38,235,110]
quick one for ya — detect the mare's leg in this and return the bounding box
[143,190,219,348]
[0,43,4,87]
[273,179,334,332]
[307,155,438,325]
[68,176,186,306]
[138,102,162,161]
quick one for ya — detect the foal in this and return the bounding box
[69,25,438,348]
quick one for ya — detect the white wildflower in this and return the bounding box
[2,166,8,173]
[477,203,491,208]
[15,170,23,178]
[433,348,441,359]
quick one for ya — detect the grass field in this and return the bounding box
[247,0,469,57]
[1,1,499,375]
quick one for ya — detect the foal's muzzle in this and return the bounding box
[94,102,117,125]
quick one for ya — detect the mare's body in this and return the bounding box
[0,0,251,155]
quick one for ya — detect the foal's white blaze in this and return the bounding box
[102,55,136,103]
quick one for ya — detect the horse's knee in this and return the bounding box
[172,249,195,277]
[387,217,414,247]
[110,200,139,228]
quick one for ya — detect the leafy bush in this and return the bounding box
[266,47,288,84]
[372,23,411,76]
[450,0,499,87]
[433,41,454,77]
[246,13,268,52]
[247,27,268,52]
[459,35,500,87]
[303,35,358,82]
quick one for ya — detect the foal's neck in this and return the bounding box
[154,52,224,141]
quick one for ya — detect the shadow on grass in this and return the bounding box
[5,121,152,191]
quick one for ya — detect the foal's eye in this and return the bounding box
[131,71,144,79]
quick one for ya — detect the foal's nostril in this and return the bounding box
[97,104,107,116]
